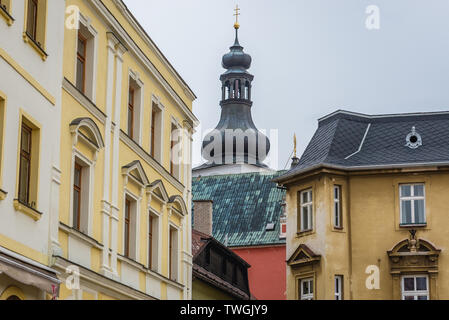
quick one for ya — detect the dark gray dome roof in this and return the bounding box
[222,30,252,71]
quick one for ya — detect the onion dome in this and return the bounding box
[222,28,252,72]
[201,20,271,167]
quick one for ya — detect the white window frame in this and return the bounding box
[76,13,98,101]
[127,70,144,145]
[69,150,94,236]
[300,189,313,232]
[401,275,429,300]
[150,97,164,164]
[168,223,180,282]
[300,278,314,300]
[333,185,342,228]
[399,184,426,225]
[123,190,140,261]
[170,117,182,181]
[335,275,343,300]
[148,206,161,272]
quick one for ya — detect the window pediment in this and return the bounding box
[388,231,440,274]
[70,118,104,151]
[146,180,169,203]
[122,160,149,189]
[168,195,187,217]
[287,244,321,267]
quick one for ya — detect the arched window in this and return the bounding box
[6,295,21,301]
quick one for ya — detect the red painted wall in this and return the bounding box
[232,246,286,300]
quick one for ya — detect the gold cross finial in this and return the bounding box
[234,5,240,29]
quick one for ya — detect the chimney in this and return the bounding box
[193,200,213,236]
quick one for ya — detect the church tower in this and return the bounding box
[194,9,272,177]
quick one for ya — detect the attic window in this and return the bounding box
[266,223,276,231]
[405,127,422,149]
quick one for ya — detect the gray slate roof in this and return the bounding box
[276,110,449,181]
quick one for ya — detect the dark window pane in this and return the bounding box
[302,192,308,204]
[417,296,428,301]
[73,190,80,229]
[128,108,133,137]
[21,129,31,153]
[416,277,427,291]
[19,157,30,203]
[403,278,415,291]
[401,200,412,224]
[414,200,425,224]
[76,59,85,92]
[74,166,81,188]
[401,185,411,197]
[404,296,415,300]
[414,185,424,197]
[302,207,309,229]
[27,0,38,40]
[77,37,85,56]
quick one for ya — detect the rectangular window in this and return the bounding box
[334,185,342,229]
[299,189,313,232]
[150,102,163,163]
[150,110,156,158]
[300,278,314,300]
[335,275,343,300]
[124,199,131,258]
[18,123,32,205]
[402,276,429,300]
[75,20,97,100]
[400,184,426,225]
[127,87,134,139]
[76,33,87,93]
[170,124,176,176]
[26,0,38,41]
[169,226,178,281]
[148,215,153,269]
[16,117,40,211]
[72,163,82,230]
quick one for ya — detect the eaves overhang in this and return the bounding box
[273,161,449,186]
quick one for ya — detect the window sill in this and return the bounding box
[399,223,427,228]
[0,5,14,26]
[13,199,42,221]
[59,222,103,249]
[297,229,315,237]
[332,227,345,233]
[0,188,7,200]
[22,32,48,61]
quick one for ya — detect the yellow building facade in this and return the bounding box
[275,110,449,300]
[52,0,198,300]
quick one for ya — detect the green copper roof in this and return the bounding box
[192,171,286,247]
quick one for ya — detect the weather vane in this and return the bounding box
[234,5,240,29]
[294,133,297,158]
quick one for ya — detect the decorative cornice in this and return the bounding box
[62,78,106,125]
[119,130,185,193]
[91,0,199,127]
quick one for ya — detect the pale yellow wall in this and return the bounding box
[58,0,194,300]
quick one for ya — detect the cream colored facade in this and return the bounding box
[0,0,65,300]
[279,167,449,300]
[53,0,198,300]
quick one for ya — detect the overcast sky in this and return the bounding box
[123,0,449,170]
